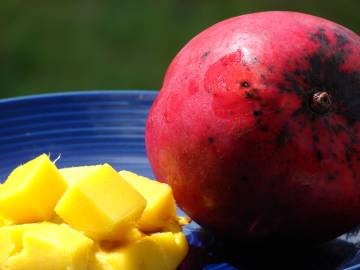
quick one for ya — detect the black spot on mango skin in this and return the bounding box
[241,81,250,88]
[345,150,352,163]
[291,107,306,118]
[208,136,215,143]
[281,28,360,123]
[333,124,346,135]
[350,129,359,142]
[322,117,332,132]
[276,27,359,178]
[253,110,262,117]
[307,51,360,121]
[335,32,349,47]
[202,51,210,60]
[316,149,324,162]
[260,74,269,87]
[259,125,269,132]
[347,117,357,127]
[313,134,320,143]
[245,91,254,99]
[349,164,357,179]
[294,69,302,76]
[310,28,329,49]
[275,124,290,147]
[326,171,339,182]
[268,65,274,73]
[277,82,293,94]
[344,148,357,178]
[240,176,248,182]
[244,88,261,100]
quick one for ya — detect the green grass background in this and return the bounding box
[0,0,359,98]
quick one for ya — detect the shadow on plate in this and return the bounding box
[179,227,360,270]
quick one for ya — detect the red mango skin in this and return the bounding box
[146,11,360,244]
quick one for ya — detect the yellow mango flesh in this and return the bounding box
[148,232,189,270]
[89,237,169,270]
[0,231,12,268]
[89,232,188,270]
[59,165,102,186]
[119,170,177,232]
[60,166,179,232]
[0,156,189,269]
[55,164,146,241]
[0,224,31,265]
[0,225,25,268]
[98,228,145,253]
[6,222,93,270]
[0,215,12,226]
[0,154,68,224]
[2,222,93,270]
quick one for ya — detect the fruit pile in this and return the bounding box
[0,154,188,270]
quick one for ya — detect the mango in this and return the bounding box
[55,164,146,240]
[98,228,145,253]
[119,170,177,232]
[60,166,179,232]
[0,230,12,268]
[0,155,189,269]
[89,237,169,270]
[0,224,31,268]
[1,222,93,270]
[0,154,68,224]
[148,232,188,270]
[89,232,188,270]
[59,165,102,186]
[0,215,12,226]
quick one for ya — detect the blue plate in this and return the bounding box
[1,90,360,270]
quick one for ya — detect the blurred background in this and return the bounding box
[0,0,359,98]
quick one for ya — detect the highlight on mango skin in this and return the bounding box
[0,154,189,270]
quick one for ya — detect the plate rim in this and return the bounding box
[0,90,158,105]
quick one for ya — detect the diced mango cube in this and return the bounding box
[2,222,93,270]
[0,223,50,268]
[0,225,23,268]
[117,227,145,245]
[0,214,12,226]
[60,167,178,232]
[55,164,146,240]
[60,167,179,232]
[0,154,68,224]
[98,228,145,253]
[148,232,188,270]
[89,232,188,270]
[119,170,177,232]
[0,230,12,268]
[0,224,31,266]
[59,165,102,186]
[89,237,170,270]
